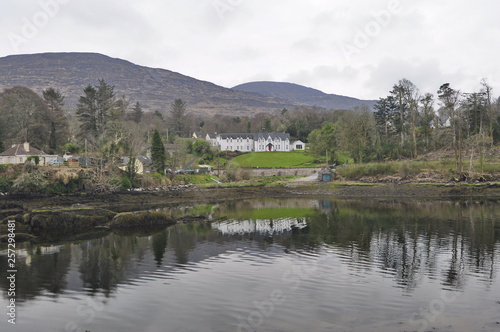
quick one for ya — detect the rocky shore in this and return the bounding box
[1,182,500,243]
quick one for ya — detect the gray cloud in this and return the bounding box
[1,0,500,100]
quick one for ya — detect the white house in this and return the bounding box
[291,140,306,151]
[206,133,291,152]
[0,142,60,166]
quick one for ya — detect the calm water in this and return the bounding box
[1,198,500,332]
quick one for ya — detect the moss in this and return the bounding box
[0,233,36,243]
[28,208,116,234]
[109,211,176,228]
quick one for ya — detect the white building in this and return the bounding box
[206,133,291,152]
[291,140,306,150]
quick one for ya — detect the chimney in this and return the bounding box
[23,142,30,152]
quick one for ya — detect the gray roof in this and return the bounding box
[252,133,290,140]
[0,143,46,156]
[217,132,290,140]
[219,133,254,139]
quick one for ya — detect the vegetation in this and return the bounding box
[230,151,318,168]
[307,78,500,175]
[2,75,500,194]
[151,129,166,173]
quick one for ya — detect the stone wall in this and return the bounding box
[250,167,321,177]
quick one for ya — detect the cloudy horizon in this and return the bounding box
[1,0,499,101]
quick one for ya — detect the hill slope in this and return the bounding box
[0,53,302,115]
[232,81,377,110]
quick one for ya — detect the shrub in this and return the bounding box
[11,170,48,193]
[120,176,132,190]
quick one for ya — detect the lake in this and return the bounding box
[1,198,500,332]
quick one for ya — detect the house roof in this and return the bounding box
[219,133,254,139]
[137,156,152,165]
[216,133,291,140]
[0,143,46,156]
[252,133,290,140]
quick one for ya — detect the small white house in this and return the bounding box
[291,140,306,151]
[0,142,60,166]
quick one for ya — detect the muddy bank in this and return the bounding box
[2,183,500,243]
[3,182,500,210]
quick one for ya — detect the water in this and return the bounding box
[1,198,500,332]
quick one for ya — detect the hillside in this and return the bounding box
[0,53,303,116]
[232,81,377,111]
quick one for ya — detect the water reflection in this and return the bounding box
[0,198,499,331]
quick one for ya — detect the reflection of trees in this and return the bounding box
[79,234,148,295]
[1,199,498,303]
[0,244,71,301]
[152,232,168,267]
[276,200,499,291]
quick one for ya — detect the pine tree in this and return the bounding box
[132,102,143,123]
[168,99,188,137]
[151,129,166,173]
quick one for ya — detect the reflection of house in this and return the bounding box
[118,156,153,174]
[0,142,60,166]
[212,218,308,236]
[206,132,291,152]
[291,140,305,150]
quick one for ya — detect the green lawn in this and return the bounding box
[230,151,318,168]
[227,207,316,220]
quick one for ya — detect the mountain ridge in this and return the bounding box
[232,81,377,110]
[0,52,375,115]
[0,52,303,116]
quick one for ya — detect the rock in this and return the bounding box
[28,208,116,234]
[109,211,176,228]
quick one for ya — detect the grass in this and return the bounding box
[230,151,318,168]
[336,158,500,180]
[228,207,315,220]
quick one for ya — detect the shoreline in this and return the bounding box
[2,182,500,243]
[2,182,500,208]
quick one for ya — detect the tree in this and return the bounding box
[308,123,338,164]
[0,86,52,150]
[76,79,118,146]
[151,129,166,173]
[42,87,69,152]
[131,101,143,123]
[337,107,377,163]
[168,99,188,137]
[438,83,463,171]
[480,79,495,145]
[374,96,398,138]
[419,93,435,150]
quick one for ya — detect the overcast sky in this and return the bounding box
[1,0,499,100]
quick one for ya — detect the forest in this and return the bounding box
[1,77,500,181]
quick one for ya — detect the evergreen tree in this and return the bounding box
[43,87,69,153]
[151,129,166,173]
[168,99,188,137]
[76,79,117,145]
[132,102,143,123]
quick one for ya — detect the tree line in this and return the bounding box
[2,78,499,175]
[308,78,500,170]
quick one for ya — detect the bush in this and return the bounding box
[11,170,48,193]
[120,176,132,190]
[337,162,397,180]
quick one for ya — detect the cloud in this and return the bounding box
[1,0,500,100]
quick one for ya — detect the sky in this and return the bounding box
[1,0,499,100]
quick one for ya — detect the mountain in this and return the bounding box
[0,52,303,116]
[232,81,377,111]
